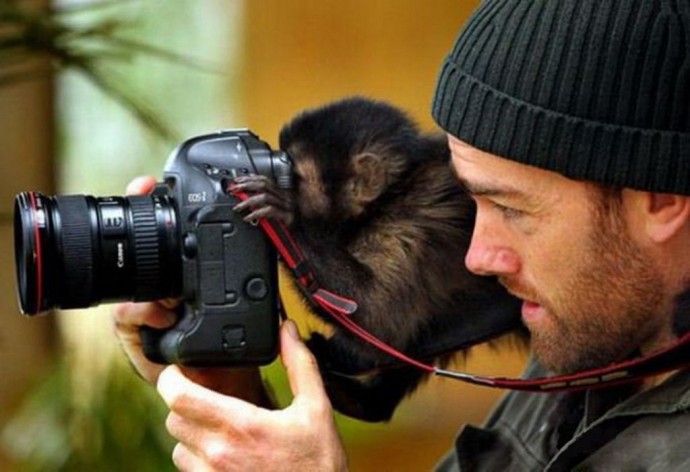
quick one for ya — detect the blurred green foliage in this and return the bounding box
[2,360,176,471]
[1,1,241,470]
[53,0,241,195]
[0,0,193,140]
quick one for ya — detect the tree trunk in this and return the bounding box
[0,41,57,472]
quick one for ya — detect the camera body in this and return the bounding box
[14,129,292,367]
[145,129,292,366]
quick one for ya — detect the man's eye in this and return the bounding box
[492,202,523,219]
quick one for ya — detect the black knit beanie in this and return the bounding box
[432,0,690,195]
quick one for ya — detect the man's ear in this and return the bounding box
[639,192,690,243]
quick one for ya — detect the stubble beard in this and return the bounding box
[510,198,669,375]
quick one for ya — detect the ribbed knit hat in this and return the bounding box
[432,0,690,195]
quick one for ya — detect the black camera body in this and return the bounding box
[14,130,293,367]
[143,129,293,366]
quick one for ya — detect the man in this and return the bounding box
[114,0,690,470]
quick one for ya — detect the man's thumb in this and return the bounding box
[280,320,328,402]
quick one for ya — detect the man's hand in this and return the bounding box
[112,176,270,404]
[158,320,348,472]
[112,298,179,385]
[112,299,270,403]
[112,176,175,384]
[115,176,347,470]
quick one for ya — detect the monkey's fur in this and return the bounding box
[234,97,522,422]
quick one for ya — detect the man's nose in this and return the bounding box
[464,223,520,276]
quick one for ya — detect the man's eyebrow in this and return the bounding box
[448,161,528,199]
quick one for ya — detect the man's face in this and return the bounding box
[449,136,670,374]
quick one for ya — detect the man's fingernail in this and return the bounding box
[126,176,153,194]
[285,320,300,340]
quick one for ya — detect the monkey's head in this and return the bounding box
[279,97,427,223]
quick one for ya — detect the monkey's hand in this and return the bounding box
[232,174,295,225]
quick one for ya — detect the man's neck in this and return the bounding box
[640,290,689,391]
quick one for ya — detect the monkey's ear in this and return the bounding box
[350,152,388,207]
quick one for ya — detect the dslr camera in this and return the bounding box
[14,130,293,367]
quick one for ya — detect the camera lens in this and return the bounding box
[14,192,181,315]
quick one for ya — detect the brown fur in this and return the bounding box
[243,97,522,422]
[291,153,331,219]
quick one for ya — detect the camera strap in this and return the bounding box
[231,188,690,393]
[229,188,358,317]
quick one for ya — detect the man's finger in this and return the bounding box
[280,320,329,404]
[113,301,177,331]
[157,365,262,425]
[126,176,157,195]
[171,442,212,472]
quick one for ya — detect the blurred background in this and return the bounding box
[0,0,527,470]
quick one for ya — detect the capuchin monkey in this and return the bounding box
[233,97,522,422]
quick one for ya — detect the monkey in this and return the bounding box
[232,97,523,422]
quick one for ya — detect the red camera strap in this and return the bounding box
[230,187,690,393]
[230,187,358,317]
[434,332,690,392]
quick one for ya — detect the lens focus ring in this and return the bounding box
[55,196,95,308]
[129,197,162,300]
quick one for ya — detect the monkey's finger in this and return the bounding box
[243,207,294,224]
[232,178,288,202]
[232,186,287,206]
[232,175,273,192]
[234,192,292,213]
[234,174,271,184]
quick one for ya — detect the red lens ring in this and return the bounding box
[28,192,43,313]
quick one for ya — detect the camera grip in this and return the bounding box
[139,303,189,365]
[138,306,203,365]
[140,325,170,365]
[138,301,279,367]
